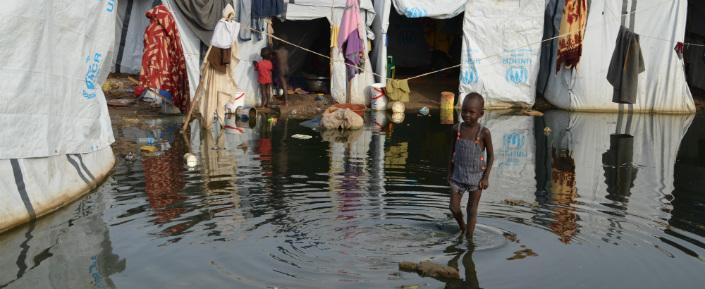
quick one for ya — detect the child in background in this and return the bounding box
[448,92,494,239]
[254,47,273,108]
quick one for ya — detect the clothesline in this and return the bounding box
[243,0,694,83]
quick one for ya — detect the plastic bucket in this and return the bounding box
[368,83,387,111]
[441,91,455,110]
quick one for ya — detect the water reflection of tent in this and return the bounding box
[325,127,372,219]
[543,110,693,239]
[480,112,536,203]
[0,190,125,288]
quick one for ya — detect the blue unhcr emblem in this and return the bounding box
[82,53,103,100]
[96,0,115,13]
[404,7,427,18]
[506,66,528,84]
[460,68,478,85]
[503,131,525,149]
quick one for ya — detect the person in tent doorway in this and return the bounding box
[273,44,290,105]
[254,47,273,108]
[448,93,494,240]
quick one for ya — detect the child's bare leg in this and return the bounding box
[266,84,272,107]
[465,190,482,239]
[279,76,288,105]
[449,188,465,233]
[259,85,267,107]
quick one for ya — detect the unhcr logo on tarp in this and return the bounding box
[82,53,102,100]
[505,66,528,84]
[502,48,532,84]
[404,7,427,18]
[460,68,478,85]
[96,0,115,12]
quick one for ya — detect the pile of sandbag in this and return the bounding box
[320,106,364,130]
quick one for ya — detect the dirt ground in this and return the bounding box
[104,73,704,122]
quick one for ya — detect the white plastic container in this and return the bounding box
[389,101,405,113]
[225,91,246,113]
[368,83,387,111]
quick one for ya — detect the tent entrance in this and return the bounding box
[272,18,331,94]
[685,0,705,99]
[386,12,463,79]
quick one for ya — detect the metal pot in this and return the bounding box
[304,76,329,93]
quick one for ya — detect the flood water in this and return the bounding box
[1,110,704,289]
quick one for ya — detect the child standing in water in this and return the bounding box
[449,92,494,239]
[254,47,273,108]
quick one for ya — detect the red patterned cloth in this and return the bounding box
[137,4,189,113]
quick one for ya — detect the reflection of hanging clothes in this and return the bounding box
[556,0,588,72]
[602,134,638,202]
[607,26,645,104]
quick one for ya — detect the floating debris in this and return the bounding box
[399,261,459,280]
[291,134,312,140]
[184,153,197,167]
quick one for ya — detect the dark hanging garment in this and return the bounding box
[607,25,645,104]
[252,0,284,18]
[171,0,233,44]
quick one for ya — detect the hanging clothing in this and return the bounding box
[343,29,364,80]
[385,79,410,102]
[195,4,241,129]
[171,0,233,44]
[607,26,645,104]
[138,4,190,113]
[252,0,284,18]
[338,0,364,80]
[556,0,588,72]
[237,0,252,41]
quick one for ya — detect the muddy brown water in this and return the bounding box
[1,110,704,289]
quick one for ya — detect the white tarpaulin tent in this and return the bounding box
[0,1,116,159]
[285,0,376,104]
[111,0,266,106]
[458,0,545,108]
[114,0,375,106]
[163,0,266,106]
[113,0,153,74]
[371,0,465,84]
[540,0,695,113]
[372,0,544,108]
[0,0,117,233]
